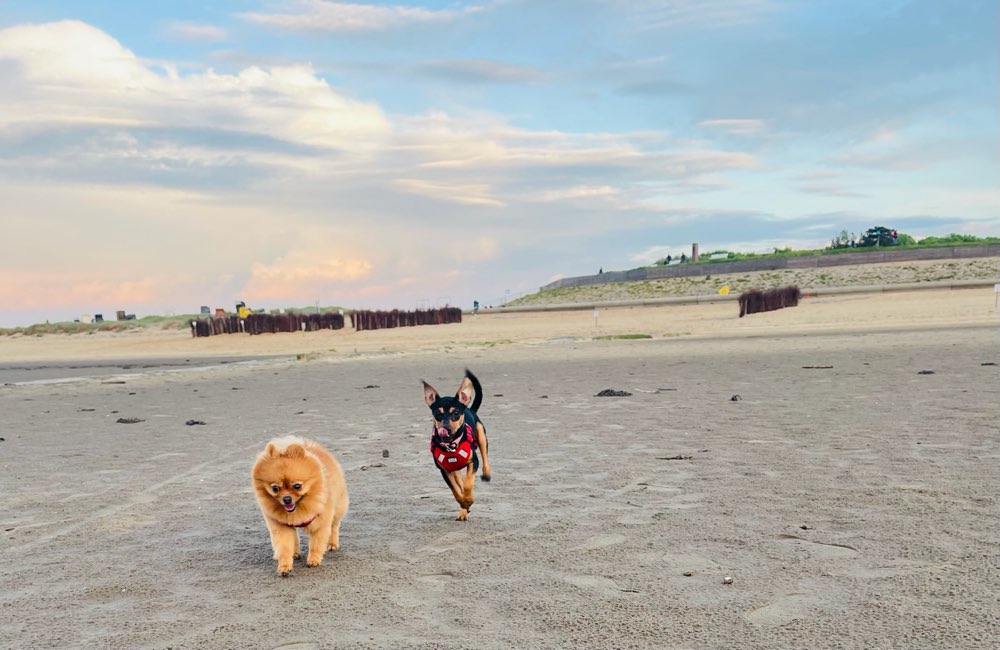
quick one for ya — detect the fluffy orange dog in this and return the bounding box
[251,436,349,576]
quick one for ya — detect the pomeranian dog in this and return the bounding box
[251,435,349,576]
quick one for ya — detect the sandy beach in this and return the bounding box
[1,287,998,649]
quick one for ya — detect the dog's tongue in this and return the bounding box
[283,503,296,512]
[436,427,448,437]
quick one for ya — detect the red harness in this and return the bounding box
[431,424,475,471]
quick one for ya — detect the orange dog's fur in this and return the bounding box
[251,436,349,576]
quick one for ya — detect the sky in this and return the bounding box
[0,0,997,327]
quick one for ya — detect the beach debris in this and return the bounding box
[596,389,632,397]
[102,381,126,385]
[115,417,144,424]
[802,365,833,369]
[980,362,997,366]
[540,395,549,399]
[79,408,95,412]
[682,571,694,577]
[382,449,390,458]
[917,370,936,375]
[359,463,385,471]
[657,454,693,461]
[493,393,503,397]
[185,420,206,426]
[723,576,734,585]
[730,394,742,401]
[799,525,812,530]
[363,384,380,389]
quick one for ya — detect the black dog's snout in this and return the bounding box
[282,495,293,505]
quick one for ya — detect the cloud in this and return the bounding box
[536,185,620,202]
[162,21,228,44]
[698,118,766,135]
[411,59,548,85]
[240,0,486,33]
[617,0,779,31]
[245,251,374,302]
[0,21,389,150]
[0,271,160,312]
[394,178,505,207]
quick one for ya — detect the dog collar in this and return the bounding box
[287,515,317,528]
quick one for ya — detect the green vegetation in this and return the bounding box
[652,233,998,268]
[0,313,203,337]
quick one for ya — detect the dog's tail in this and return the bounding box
[465,368,483,412]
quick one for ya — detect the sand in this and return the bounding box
[1,287,998,649]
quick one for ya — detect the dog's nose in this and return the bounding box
[282,496,292,505]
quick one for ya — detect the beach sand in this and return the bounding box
[1,287,998,649]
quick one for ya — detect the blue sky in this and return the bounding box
[0,0,996,326]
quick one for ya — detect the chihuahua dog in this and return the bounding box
[422,369,491,521]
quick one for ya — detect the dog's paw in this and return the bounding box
[277,562,293,577]
[456,509,469,521]
[327,541,340,551]
[480,472,492,482]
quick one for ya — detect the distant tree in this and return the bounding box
[896,232,917,246]
[831,229,851,249]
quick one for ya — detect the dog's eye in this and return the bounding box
[292,483,302,490]
[450,411,463,421]
[432,411,446,421]
[271,485,280,493]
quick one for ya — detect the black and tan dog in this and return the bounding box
[422,369,491,521]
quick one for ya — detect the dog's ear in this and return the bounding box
[265,442,279,458]
[422,380,438,406]
[284,443,306,459]
[456,375,474,406]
